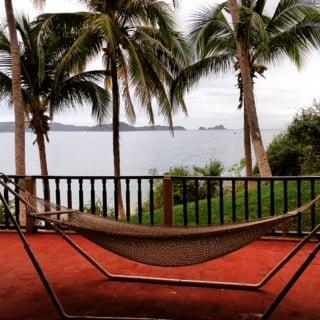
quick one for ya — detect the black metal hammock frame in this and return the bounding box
[0,174,319,320]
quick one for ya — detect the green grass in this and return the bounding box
[131,179,320,231]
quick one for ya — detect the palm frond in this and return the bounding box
[92,13,120,56]
[0,70,32,107]
[269,0,320,33]
[0,71,13,105]
[124,34,154,124]
[50,73,111,123]
[172,54,235,101]
[34,12,97,81]
[0,27,10,50]
[55,29,102,85]
[134,27,189,75]
[262,9,320,68]
[189,2,232,58]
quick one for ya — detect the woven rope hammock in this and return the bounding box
[22,190,317,267]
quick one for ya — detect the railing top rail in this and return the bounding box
[2,175,165,180]
[170,176,320,181]
[1,174,320,180]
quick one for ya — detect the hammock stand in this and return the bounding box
[0,176,319,320]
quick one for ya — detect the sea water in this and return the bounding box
[0,129,281,208]
[0,129,281,175]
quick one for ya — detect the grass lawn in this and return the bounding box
[132,179,320,231]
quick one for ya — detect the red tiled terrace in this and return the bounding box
[0,232,319,320]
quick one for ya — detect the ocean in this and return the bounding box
[0,130,281,207]
[0,129,281,176]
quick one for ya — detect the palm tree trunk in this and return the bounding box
[111,59,125,218]
[36,133,48,176]
[36,133,50,202]
[243,104,253,176]
[229,0,272,177]
[5,0,25,176]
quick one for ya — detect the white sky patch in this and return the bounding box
[0,0,319,129]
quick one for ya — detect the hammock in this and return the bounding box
[38,210,297,267]
[22,185,317,267]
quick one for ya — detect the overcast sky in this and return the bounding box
[1,0,320,129]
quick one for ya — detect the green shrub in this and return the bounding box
[143,160,223,211]
[0,200,14,225]
[263,100,320,175]
[228,158,246,177]
[266,134,301,175]
[83,200,115,218]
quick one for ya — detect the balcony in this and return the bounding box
[0,175,319,319]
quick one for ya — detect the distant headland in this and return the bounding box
[0,122,186,132]
[198,125,227,130]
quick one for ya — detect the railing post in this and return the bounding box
[25,177,37,233]
[163,176,173,226]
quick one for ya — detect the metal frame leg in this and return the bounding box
[262,240,320,319]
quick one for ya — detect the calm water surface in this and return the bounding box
[0,130,281,175]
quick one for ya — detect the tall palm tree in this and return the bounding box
[0,15,111,177]
[173,0,320,176]
[36,0,189,215]
[228,0,268,176]
[4,0,25,176]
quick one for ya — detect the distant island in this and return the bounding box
[0,122,186,132]
[199,125,227,130]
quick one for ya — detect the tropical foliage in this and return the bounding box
[144,160,223,211]
[0,15,110,175]
[173,0,320,176]
[35,0,189,213]
[265,101,320,175]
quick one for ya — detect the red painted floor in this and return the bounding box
[0,232,319,320]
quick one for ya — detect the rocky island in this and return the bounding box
[198,125,227,130]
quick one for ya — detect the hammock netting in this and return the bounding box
[22,191,300,267]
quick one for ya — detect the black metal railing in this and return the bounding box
[0,175,163,229]
[0,175,319,235]
[170,176,320,234]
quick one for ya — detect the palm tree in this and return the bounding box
[0,15,111,178]
[36,0,189,215]
[4,0,25,176]
[174,0,320,176]
[228,0,267,176]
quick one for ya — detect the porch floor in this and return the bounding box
[0,232,319,320]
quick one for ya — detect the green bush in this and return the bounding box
[83,200,115,218]
[143,160,223,211]
[0,200,14,225]
[266,134,301,175]
[264,100,320,175]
